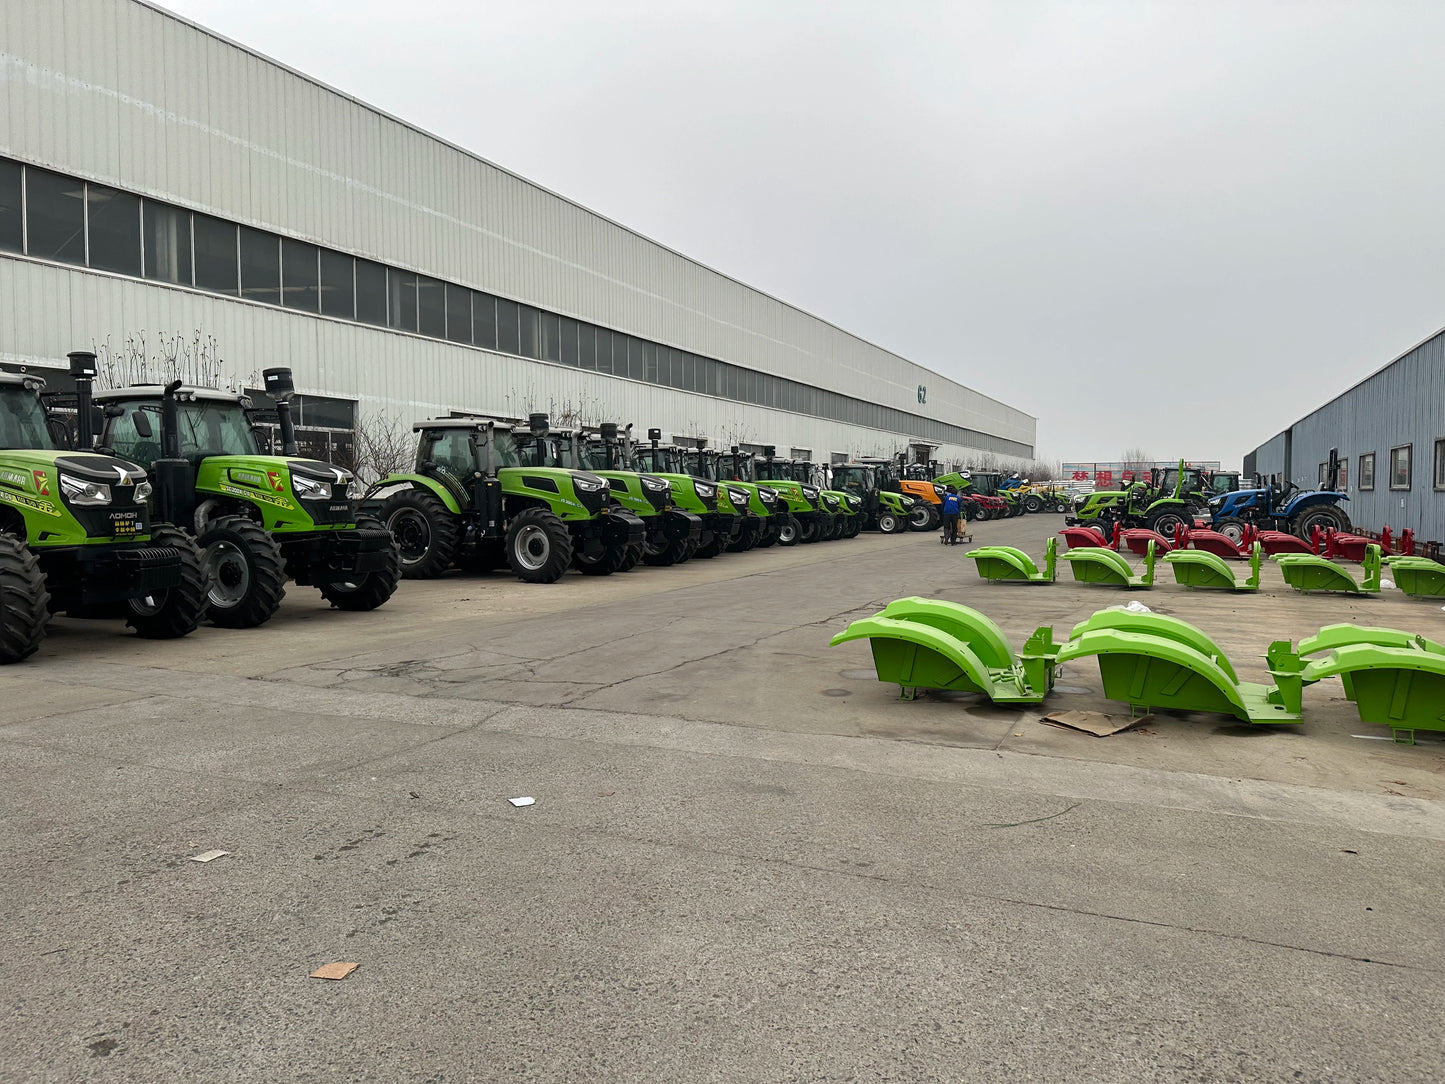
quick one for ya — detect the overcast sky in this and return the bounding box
[158,0,1445,467]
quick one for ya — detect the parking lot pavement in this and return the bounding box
[3,517,1443,1081]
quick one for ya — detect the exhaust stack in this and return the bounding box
[67,351,97,449]
[263,368,298,455]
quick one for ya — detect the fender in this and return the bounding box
[872,597,1016,668]
[1067,608,1239,681]
[1060,543,1155,587]
[1280,491,1349,518]
[371,473,464,515]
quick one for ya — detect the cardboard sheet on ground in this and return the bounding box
[1041,710,1151,737]
[309,962,359,981]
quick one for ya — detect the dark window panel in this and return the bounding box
[86,184,141,275]
[355,259,387,325]
[319,249,354,318]
[418,275,445,337]
[682,352,696,391]
[496,298,520,355]
[444,283,472,344]
[473,293,498,350]
[282,238,319,311]
[558,316,578,365]
[142,201,191,284]
[0,160,21,253]
[239,226,280,305]
[595,328,614,374]
[388,268,418,331]
[628,337,645,380]
[296,393,355,429]
[578,323,595,369]
[540,312,561,362]
[642,341,658,383]
[669,348,686,389]
[519,305,540,359]
[193,213,238,295]
[25,167,85,264]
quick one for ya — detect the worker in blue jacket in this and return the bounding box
[940,486,964,545]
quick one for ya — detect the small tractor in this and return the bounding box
[860,457,942,530]
[1209,466,1351,544]
[1064,460,1205,538]
[95,367,400,627]
[631,435,741,558]
[374,413,645,581]
[828,461,916,533]
[0,353,207,662]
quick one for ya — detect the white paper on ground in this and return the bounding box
[190,850,229,863]
[508,797,535,807]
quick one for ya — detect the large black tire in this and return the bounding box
[907,503,937,531]
[846,516,862,538]
[776,515,801,546]
[973,505,992,522]
[618,542,645,572]
[0,535,49,664]
[1022,494,1045,514]
[643,533,690,566]
[694,528,728,559]
[125,525,207,639]
[1146,508,1190,541]
[575,538,628,576]
[754,520,779,549]
[726,519,760,553]
[506,507,574,583]
[876,511,904,534]
[380,489,460,579]
[1293,504,1350,540]
[318,515,402,611]
[798,516,821,544]
[198,515,287,628]
[1213,517,1250,547]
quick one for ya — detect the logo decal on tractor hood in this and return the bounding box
[32,470,50,496]
[0,488,61,517]
[220,483,294,510]
[0,468,28,490]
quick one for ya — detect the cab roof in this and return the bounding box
[94,384,244,405]
[0,372,44,389]
[413,417,515,433]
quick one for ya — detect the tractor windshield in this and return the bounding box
[633,447,679,474]
[580,441,612,472]
[685,452,719,481]
[831,465,873,494]
[479,429,522,469]
[726,456,756,482]
[105,398,255,465]
[0,384,57,450]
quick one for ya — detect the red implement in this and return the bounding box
[1122,528,1174,556]
[1257,529,1314,555]
[1059,526,1111,550]
[1173,524,1248,559]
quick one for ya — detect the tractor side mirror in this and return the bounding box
[132,410,153,439]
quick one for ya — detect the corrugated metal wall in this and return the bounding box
[1248,328,1445,540]
[0,0,1036,461]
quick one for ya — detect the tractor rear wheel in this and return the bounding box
[505,508,574,582]
[776,515,801,546]
[1294,504,1350,540]
[199,515,287,628]
[642,533,690,566]
[318,515,402,611]
[726,519,759,552]
[126,525,207,639]
[1214,517,1250,546]
[907,503,936,531]
[618,543,644,572]
[845,516,861,538]
[0,534,49,664]
[754,520,779,549]
[380,489,459,579]
[1022,494,1045,514]
[877,511,903,534]
[1146,509,1189,541]
[798,516,821,544]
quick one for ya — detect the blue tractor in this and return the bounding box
[1209,474,1351,545]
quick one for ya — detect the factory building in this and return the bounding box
[0,0,1035,474]
[1247,325,1445,540]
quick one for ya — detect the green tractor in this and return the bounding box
[753,449,834,543]
[1064,460,1206,537]
[939,470,1025,517]
[631,435,739,559]
[859,457,942,531]
[828,461,917,534]
[94,368,400,628]
[528,420,705,568]
[715,445,789,549]
[0,354,207,662]
[684,443,772,552]
[374,413,646,582]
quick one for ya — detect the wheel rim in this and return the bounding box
[780,522,796,543]
[327,577,365,594]
[129,591,167,617]
[204,540,251,609]
[910,507,930,527]
[514,524,550,570]
[1219,522,1244,544]
[388,509,432,566]
[1154,515,1185,537]
[880,515,896,531]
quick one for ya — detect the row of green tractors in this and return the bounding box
[0,358,938,663]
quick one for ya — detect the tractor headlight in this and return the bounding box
[759,488,777,504]
[132,481,153,503]
[642,477,670,492]
[1209,495,1224,508]
[60,474,112,506]
[933,484,945,499]
[727,487,750,508]
[695,482,717,499]
[573,474,609,493]
[291,475,328,500]
[846,496,861,509]
[801,485,820,500]
[347,480,364,500]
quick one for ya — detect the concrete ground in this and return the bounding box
[2,514,1442,1082]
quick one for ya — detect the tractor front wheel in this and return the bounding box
[726,519,760,552]
[907,503,936,531]
[507,508,575,582]
[380,489,460,579]
[798,516,821,544]
[0,534,49,663]
[199,515,287,628]
[618,542,645,572]
[1213,517,1250,546]
[1146,510,1189,541]
[776,515,801,546]
[575,538,629,576]
[1022,494,1045,514]
[643,534,690,566]
[1294,505,1350,540]
[318,515,402,611]
[877,511,903,534]
[126,525,207,639]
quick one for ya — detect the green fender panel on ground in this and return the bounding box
[1056,628,1303,725]
[1066,608,1240,683]
[873,597,1015,668]
[1165,543,1261,591]
[1298,623,1445,659]
[1382,555,1445,599]
[1274,545,1382,595]
[967,536,1058,584]
[1301,642,1445,740]
[1060,541,1155,588]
